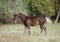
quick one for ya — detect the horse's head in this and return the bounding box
[13,13,26,23]
[13,14,20,23]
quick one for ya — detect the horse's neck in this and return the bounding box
[20,16,26,22]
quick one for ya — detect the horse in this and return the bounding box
[13,13,47,35]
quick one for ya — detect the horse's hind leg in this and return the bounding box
[43,25,47,35]
[40,25,47,35]
[40,25,44,34]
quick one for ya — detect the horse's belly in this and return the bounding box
[26,19,39,26]
[31,24,39,26]
[31,21,39,26]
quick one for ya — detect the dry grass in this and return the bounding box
[0,23,60,42]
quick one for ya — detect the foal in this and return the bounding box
[13,13,47,35]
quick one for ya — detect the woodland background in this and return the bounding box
[0,0,60,24]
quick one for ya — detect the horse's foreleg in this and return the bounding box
[24,27,27,34]
[27,26,30,35]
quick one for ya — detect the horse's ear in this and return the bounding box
[13,14,17,21]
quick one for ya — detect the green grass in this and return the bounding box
[0,23,60,42]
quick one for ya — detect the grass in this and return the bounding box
[0,23,60,42]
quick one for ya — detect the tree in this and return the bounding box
[54,0,60,23]
[28,0,55,17]
[0,0,31,23]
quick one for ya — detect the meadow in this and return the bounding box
[0,23,60,42]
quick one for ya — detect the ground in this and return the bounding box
[0,23,60,42]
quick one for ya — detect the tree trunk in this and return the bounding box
[54,13,60,23]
